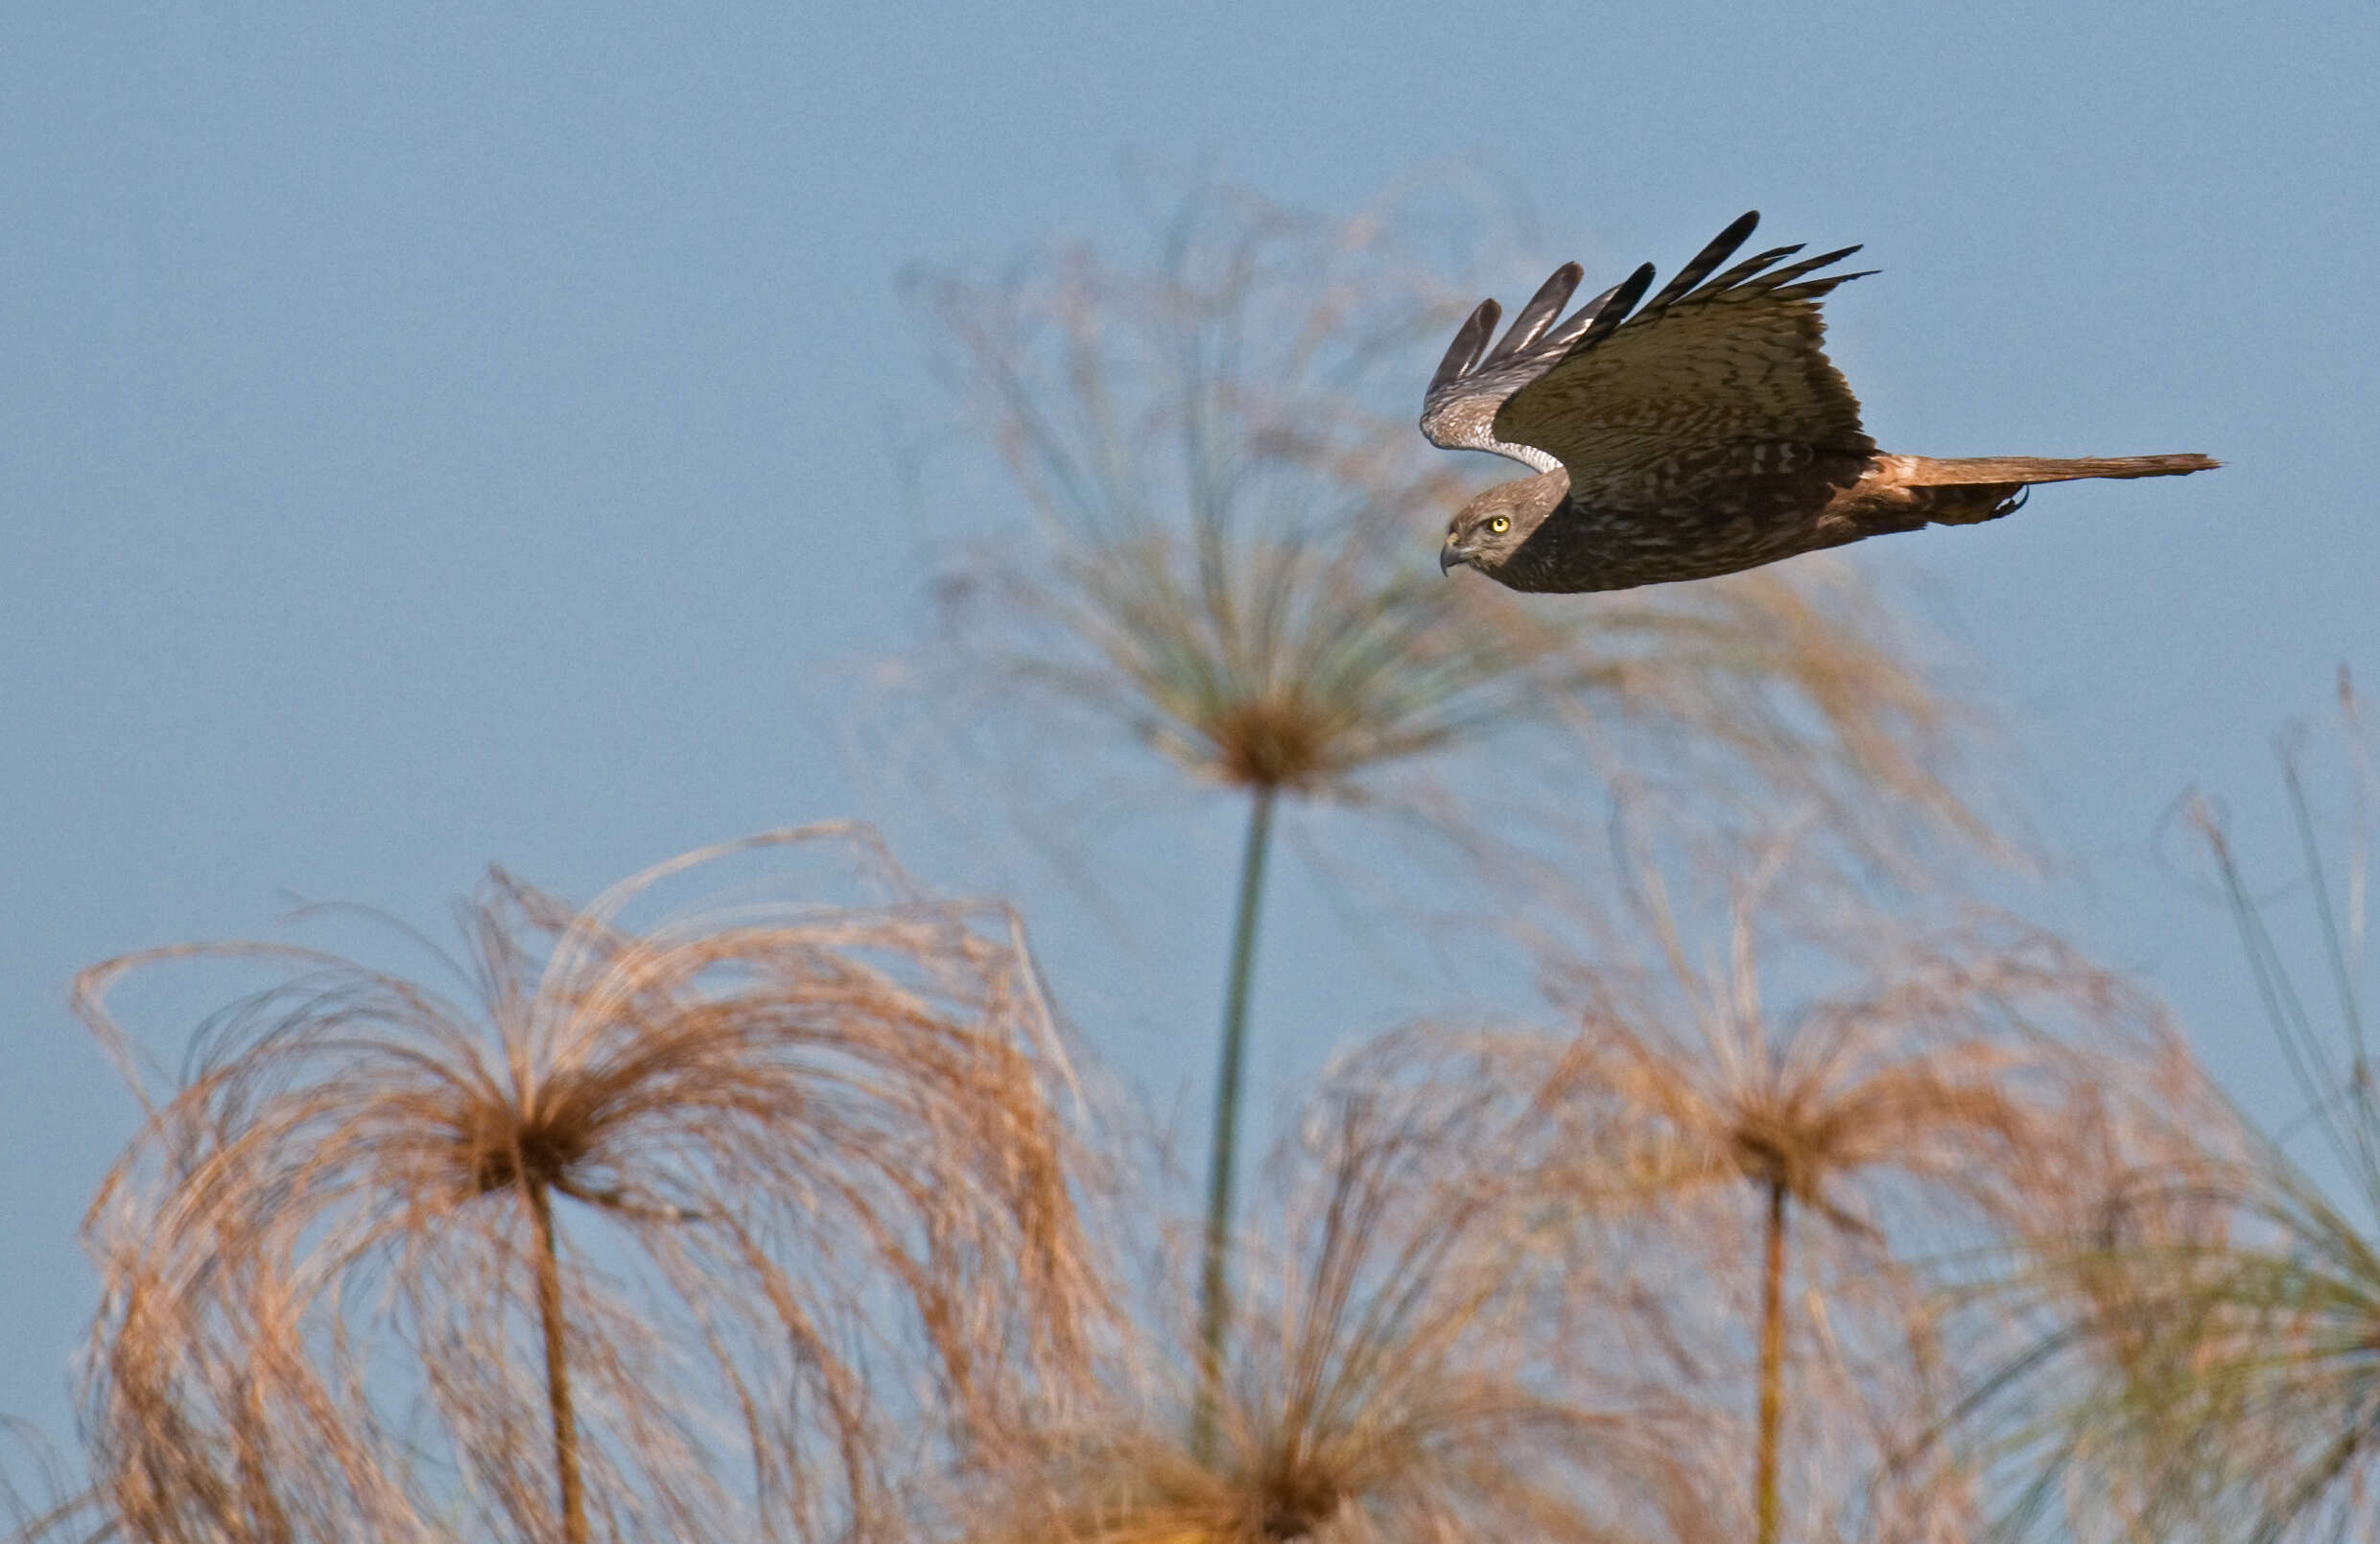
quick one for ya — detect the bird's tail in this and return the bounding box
[1898,453,2221,485]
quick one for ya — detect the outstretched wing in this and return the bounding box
[1418,263,1631,473]
[1491,212,1876,505]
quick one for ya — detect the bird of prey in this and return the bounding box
[1423,211,2217,592]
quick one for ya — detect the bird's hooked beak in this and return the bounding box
[1439,532,1465,574]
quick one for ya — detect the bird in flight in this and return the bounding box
[1423,211,2217,592]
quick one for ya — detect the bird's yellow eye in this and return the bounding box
[1488,515,1511,534]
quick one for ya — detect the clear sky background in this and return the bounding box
[4,0,2375,1447]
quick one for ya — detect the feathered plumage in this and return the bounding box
[1424,212,2218,593]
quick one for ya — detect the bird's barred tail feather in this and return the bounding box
[1899,453,2221,485]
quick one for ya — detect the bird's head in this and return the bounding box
[1440,470,1567,578]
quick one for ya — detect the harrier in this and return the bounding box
[1423,211,2217,592]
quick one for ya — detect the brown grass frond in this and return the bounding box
[1533,842,2136,1226]
[950,1033,1713,1544]
[1975,1158,2380,1544]
[1,1420,111,1544]
[1461,830,2180,1544]
[1972,679,2380,1544]
[74,825,1108,1544]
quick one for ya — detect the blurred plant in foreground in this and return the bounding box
[1477,831,2174,1544]
[73,826,1104,1544]
[949,1031,1712,1544]
[910,180,1998,1449]
[1976,674,2380,1544]
[1,1420,108,1544]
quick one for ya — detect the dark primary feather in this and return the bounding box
[1478,262,1582,366]
[1637,209,1762,315]
[1540,281,1624,351]
[1426,298,1500,400]
[1564,261,1656,356]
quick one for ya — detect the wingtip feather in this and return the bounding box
[1481,261,1586,365]
[1569,263,1655,354]
[1642,212,1764,315]
[1427,298,1500,395]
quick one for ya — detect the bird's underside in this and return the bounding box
[1486,446,2218,595]
[1420,211,2219,594]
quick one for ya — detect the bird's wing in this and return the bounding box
[1490,212,1876,504]
[1418,262,1631,474]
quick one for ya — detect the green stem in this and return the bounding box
[1190,784,1279,1463]
[1756,1177,1789,1544]
[528,1180,589,1544]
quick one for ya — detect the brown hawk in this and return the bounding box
[1423,211,2218,592]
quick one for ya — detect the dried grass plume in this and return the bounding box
[74,825,1106,1544]
[1489,832,2178,1544]
[952,1032,1713,1544]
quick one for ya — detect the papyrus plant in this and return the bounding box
[1978,677,2380,1544]
[74,826,1104,1544]
[1493,835,2158,1544]
[912,181,1995,1448]
[954,1030,1711,1544]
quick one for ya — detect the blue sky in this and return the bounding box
[4,0,2375,1445]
